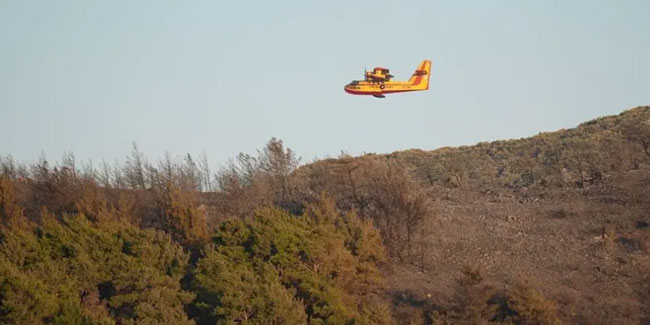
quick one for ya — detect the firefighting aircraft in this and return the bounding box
[344,59,431,98]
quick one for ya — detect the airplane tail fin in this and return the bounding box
[407,59,432,90]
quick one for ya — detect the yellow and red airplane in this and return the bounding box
[344,59,431,98]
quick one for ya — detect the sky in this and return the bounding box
[1,0,649,168]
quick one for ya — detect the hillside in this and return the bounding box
[295,106,650,323]
[1,106,649,324]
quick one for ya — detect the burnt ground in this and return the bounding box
[384,167,650,324]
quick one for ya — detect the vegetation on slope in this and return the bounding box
[0,106,649,324]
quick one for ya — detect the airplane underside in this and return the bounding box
[345,87,417,98]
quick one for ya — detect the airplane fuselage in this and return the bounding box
[344,80,426,96]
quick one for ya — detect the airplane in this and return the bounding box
[344,59,431,98]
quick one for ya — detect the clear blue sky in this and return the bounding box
[1,0,649,167]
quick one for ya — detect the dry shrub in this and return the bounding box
[600,224,617,253]
[74,182,113,222]
[214,138,301,218]
[393,304,425,325]
[545,199,589,220]
[161,185,210,248]
[445,265,498,324]
[426,265,498,325]
[359,299,395,325]
[428,310,450,325]
[346,157,431,264]
[0,176,25,227]
[117,192,137,224]
[296,155,433,265]
[641,229,650,253]
[457,265,497,322]
[505,277,560,325]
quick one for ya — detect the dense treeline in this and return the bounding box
[1,106,649,324]
[0,173,391,323]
